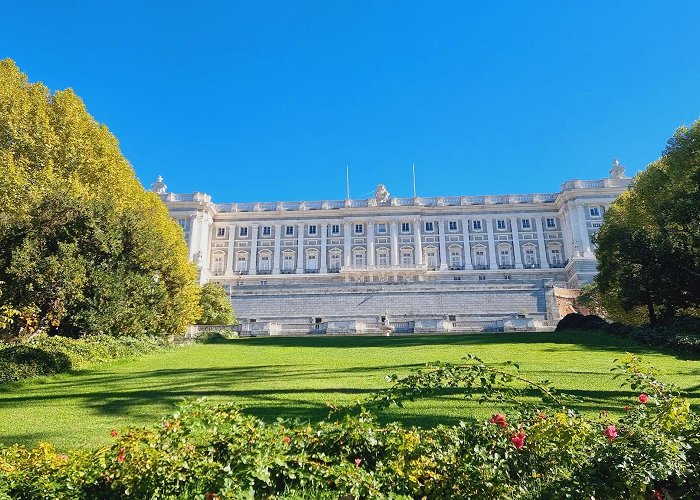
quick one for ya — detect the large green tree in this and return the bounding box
[196,283,236,326]
[0,59,201,339]
[594,119,700,324]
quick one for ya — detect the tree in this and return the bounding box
[196,284,236,325]
[593,118,700,324]
[0,58,201,339]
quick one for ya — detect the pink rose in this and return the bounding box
[354,457,362,467]
[639,393,649,404]
[489,413,508,428]
[511,430,526,450]
[604,425,618,441]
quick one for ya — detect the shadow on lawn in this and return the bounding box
[232,331,700,361]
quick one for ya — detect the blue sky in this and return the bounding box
[3,1,700,202]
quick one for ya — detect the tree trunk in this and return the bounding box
[647,301,657,326]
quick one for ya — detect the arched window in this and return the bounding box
[376,247,390,266]
[211,251,225,275]
[547,243,563,267]
[282,250,295,272]
[498,244,512,268]
[472,245,487,268]
[522,244,537,267]
[424,246,438,269]
[329,248,342,271]
[448,244,463,268]
[258,250,272,272]
[400,246,413,266]
[352,248,366,267]
[235,251,249,273]
[305,249,319,271]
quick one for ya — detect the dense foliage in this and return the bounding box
[557,312,700,354]
[593,118,700,324]
[0,59,201,340]
[0,355,697,499]
[0,334,172,383]
[197,284,237,325]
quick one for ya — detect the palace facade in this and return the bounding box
[157,161,631,334]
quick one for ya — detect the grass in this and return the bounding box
[0,330,698,451]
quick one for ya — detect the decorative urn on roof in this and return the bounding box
[151,175,167,194]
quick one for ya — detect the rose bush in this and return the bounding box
[0,354,697,499]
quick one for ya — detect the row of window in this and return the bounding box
[213,244,565,274]
[214,218,561,239]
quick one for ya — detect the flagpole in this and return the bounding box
[346,165,350,199]
[412,162,417,198]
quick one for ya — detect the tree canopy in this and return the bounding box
[593,118,700,324]
[0,58,201,339]
[196,283,237,326]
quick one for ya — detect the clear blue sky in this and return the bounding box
[3,1,699,202]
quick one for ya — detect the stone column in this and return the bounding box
[510,217,523,269]
[561,213,576,259]
[461,218,472,270]
[320,223,328,273]
[250,224,259,275]
[272,224,282,274]
[343,222,352,267]
[438,219,448,270]
[296,223,305,273]
[413,218,423,265]
[485,218,498,270]
[202,214,213,271]
[367,221,375,266]
[576,204,593,255]
[188,214,199,261]
[534,217,550,269]
[390,220,399,266]
[225,224,236,275]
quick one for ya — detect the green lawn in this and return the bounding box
[1,331,698,451]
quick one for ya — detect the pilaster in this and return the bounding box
[272,224,282,274]
[296,223,305,273]
[367,221,375,266]
[225,224,236,275]
[250,224,259,275]
[320,223,328,273]
[438,219,448,270]
[343,222,352,267]
[413,218,423,265]
[461,218,472,269]
[390,220,399,265]
[486,218,498,270]
[510,217,523,269]
[534,218,550,269]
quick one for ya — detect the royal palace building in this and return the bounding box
[156,161,631,335]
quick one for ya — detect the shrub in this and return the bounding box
[0,334,172,384]
[555,312,609,332]
[0,355,697,498]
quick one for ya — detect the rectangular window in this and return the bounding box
[472,220,482,231]
[239,227,248,237]
[354,223,364,234]
[521,219,531,230]
[262,226,271,236]
[285,225,294,236]
[331,224,340,235]
[546,218,556,229]
[308,225,317,235]
[401,222,410,233]
[377,223,387,234]
[425,221,434,232]
[497,220,507,230]
[589,206,601,217]
[448,221,458,231]
[216,227,226,237]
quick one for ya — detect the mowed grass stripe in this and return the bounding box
[0,331,698,450]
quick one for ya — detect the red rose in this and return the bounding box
[638,393,649,404]
[116,448,126,463]
[536,412,547,420]
[624,406,631,411]
[604,425,618,441]
[283,436,291,444]
[489,413,508,428]
[110,429,119,437]
[511,430,526,450]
